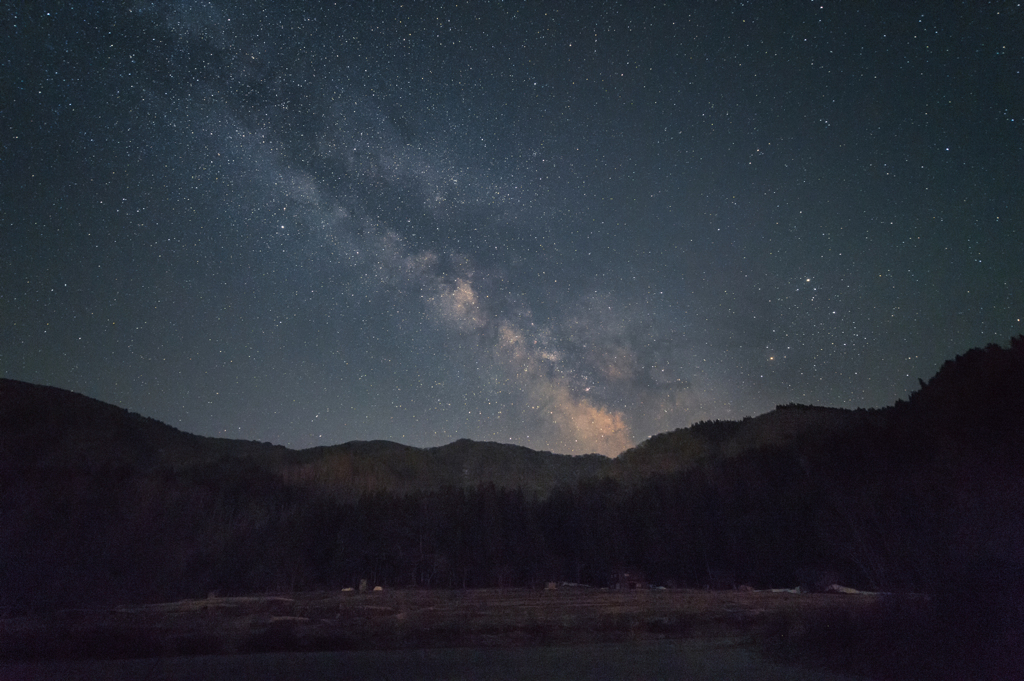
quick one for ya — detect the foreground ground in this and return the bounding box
[0,638,875,681]
[0,588,910,661]
[9,587,1018,679]
[9,585,1024,679]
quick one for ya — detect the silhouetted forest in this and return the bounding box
[2,338,1023,648]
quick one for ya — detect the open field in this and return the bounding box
[6,588,1017,679]
[0,588,912,660]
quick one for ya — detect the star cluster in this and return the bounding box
[3,1,1022,455]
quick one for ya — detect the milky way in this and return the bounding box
[3,1,1022,454]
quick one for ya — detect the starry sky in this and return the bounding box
[3,1,1022,456]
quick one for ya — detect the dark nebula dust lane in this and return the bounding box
[3,1,1022,455]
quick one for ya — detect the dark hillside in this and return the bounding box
[0,335,1022,676]
[0,379,194,471]
[0,379,289,471]
[902,338,1024,443]
[610,404,878,484]
[0,380,605,495]
[284,439,609,500]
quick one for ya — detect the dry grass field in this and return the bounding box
[0,588,921,661]
[17,588,1022,679]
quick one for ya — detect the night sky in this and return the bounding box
[3,2,1022,456]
